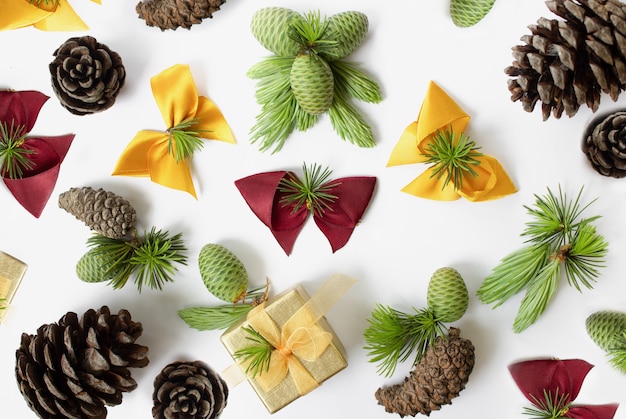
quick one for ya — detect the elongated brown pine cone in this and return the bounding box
[136,0,227,31]
[375,328,475,417]
[58,186,137,240]
[15,306,149,418]
[152,360,228,418]
[505,0,626,120]
[582,110,626,177]
[50,36,126,115]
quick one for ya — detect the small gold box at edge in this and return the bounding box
[0,251,27,323]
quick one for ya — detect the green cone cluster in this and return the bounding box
[586,310,626,373]
[449,0,496,28]
[248,7,381,152]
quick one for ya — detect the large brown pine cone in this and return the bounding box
[375,328,475,417]
[505,0,626,120]
[58,186,137,240]
[136,0,227,31]
[582,110,626,177]
[152,360,228,418]
[50,36,126,116]
[15,306,149,418]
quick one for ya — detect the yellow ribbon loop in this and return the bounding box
[112,64,235,198]
[244,274,356,395]
[387,81,517,202]
[0,0,99,31]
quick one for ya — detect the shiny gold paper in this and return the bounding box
[221,285,348,413]
[0,251,27,323]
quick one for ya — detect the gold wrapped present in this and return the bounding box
[0,251,27,323]
[221,274,355,413]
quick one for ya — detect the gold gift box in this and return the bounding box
[0,251,27,323]
[221,284,348,413]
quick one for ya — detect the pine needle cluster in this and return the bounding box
[477,186,608,333]
[523,389,571,419]
[278,162,340,215]
[166,117,207,162]
[0,121,34,179]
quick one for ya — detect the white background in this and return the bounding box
[2,1,626,418]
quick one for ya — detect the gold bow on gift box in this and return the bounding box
[0,0,100,31]
[113,64,235,198]
[387,81,517,201]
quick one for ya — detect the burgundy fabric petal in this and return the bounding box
[3,135,74,218]
[509,359,594,407]
[235,171,307,255]
[313,176,376,252]
[567,404,619,419]
[0,90,49,132]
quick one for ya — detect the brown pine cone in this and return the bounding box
[582,110,626,178]
[49,36,126,116]
[15,306,149,418]
[152,360,228,418]
[137,0,227,31]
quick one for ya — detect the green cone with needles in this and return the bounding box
[586,310,626,373]
[450,0,496,28]
[251,7,303,56]
[290,54,335,115]
[363,266,470,377]
[76,248,123,283]
[322,11,369,61]
[198,243,249,303]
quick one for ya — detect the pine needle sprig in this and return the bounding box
[565,224,608,291]
[289,11,336,56]
[234,326,274,378]
[167,118,207,162]
[0,121,34,179]
[513,258,561,333]
[363,304,447,377]
[327,88,375,148]
[178,305,254,331]
[329,60,382,104]
[86,234,136,289]
[523,389,571,419]
[130,228,187,292]
[607,332,626,373]
[421,128,483,190]
[278,163,340,215]
[249,90,298,153]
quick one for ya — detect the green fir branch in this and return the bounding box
[167,118,207,162]
[421,128,483,191]
[289,11,336,56]
[329,60,382,104]
[523,389,571,419]
[564,224,608,291]
[0,121,34,180]
[513,258,561,333]
[278,163,340,215]
[178,304,254,331]
[607,332,626,373]
[327,89,375,148]
[234,326,274,378]
[247,56,295,80]
[249,90,298,153]
[363,305,447,377]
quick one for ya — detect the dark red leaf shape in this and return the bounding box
[0,90,48,132]
[567,405,619,419]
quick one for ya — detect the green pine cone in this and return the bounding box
[586,311,626,352]
[290,54,335,115]
[251,7,304,56]
[450,0,496,28]
[198,244,249,303]
[427,267,469,323]
[76,248,124,283]
[321,11,368,61]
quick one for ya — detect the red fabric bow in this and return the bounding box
[509,358,619,419]
[0,90,74,217]
[235,171,376,255]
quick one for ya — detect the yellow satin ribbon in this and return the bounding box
[112,64,235,198]
[387,81,517,201]
[0,0,100,31]
[244,274,356,395]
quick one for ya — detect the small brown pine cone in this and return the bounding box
[136,0,227,31]
[15,306,149,418]
[58,186,137,240]
[375,328,475,417]
[582,110,626,177]
[152,360,228,419]
[50,36,126,115]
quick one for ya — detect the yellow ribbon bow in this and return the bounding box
[0,0,100,31]
[244,274,356,395]
[387,81,517,201]
[112,64,235,198]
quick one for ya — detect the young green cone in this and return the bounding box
[427,267,469,323]
[450,0,496,28]
[76,248,125,283]
[198,243,249,303]
[321,11,369,61]
[290,54,335,115]
[586,311,626,352]
[251,7,303,56]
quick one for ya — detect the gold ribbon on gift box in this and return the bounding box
[0,251,27,323]
[0,0,101,31]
